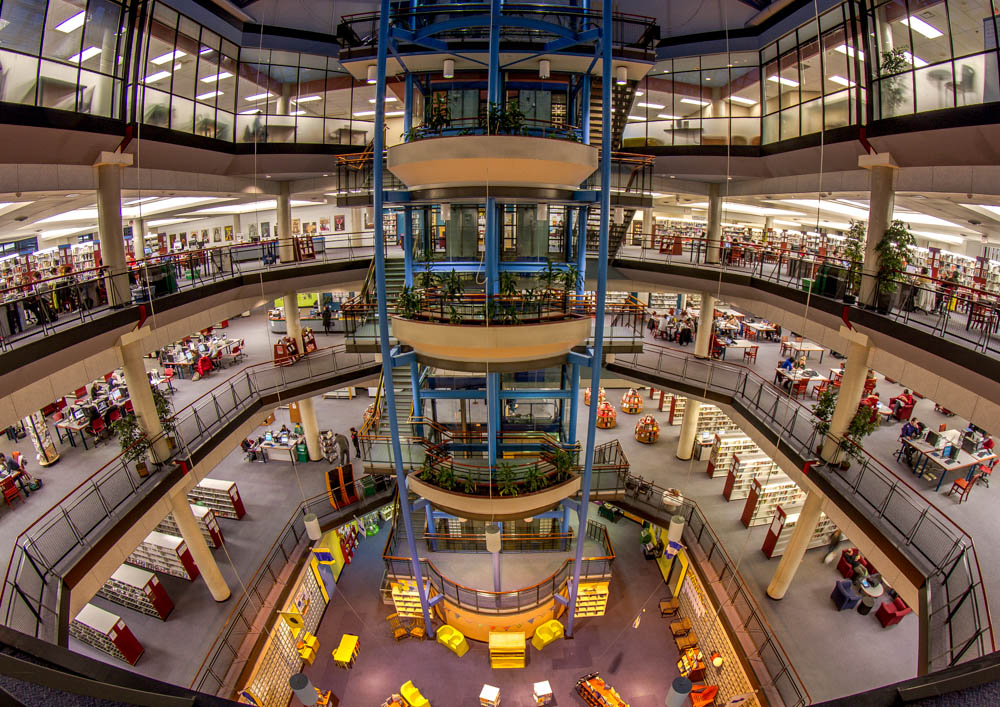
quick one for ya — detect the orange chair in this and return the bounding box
[2,478,23,508]
[948,472,984,504]
[811,381,829,399]
[690,684,719,707]
[790,379,809,398]
[743,346,758,364]
[778,336,790,356]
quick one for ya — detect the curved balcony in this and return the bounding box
[409,472,581,522]
[387,135,598,190]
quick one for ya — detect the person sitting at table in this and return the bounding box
[656,313,670,340]
[780,355,795,372]
[278,424,291,438]
[794,355,807,370]
[1,453,30,497]
[646,311,657,336]
[677,319,693,346]
[901,419,920,440]
[889,389,915,416]
[293,422,304,435]
[89,383,102,400]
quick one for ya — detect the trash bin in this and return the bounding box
[857,595,875,616]
[296,443,309,462]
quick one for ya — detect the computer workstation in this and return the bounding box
[899,428,997,492]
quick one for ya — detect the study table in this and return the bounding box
[773,367,828,386]
[260,434,305,462]
[56,417,91,449]
[720,339,756,360]
[785,339,826,363]
[899,438,997,491]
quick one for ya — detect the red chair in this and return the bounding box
[124,400,134,414]
[55,397,67,412]
[790,379,809,398]
[2,478,23,508]
[743,346,758,364]
[875,597,913,627]
[104,372,114,383]
[863,377,877,395]
[163,367,175,385]
[948,472,984,504]
[88,418,107,445]
[690,684,719,707]
[74,386,88,400]
[811,381,829,399]
[892,401,915,421]
[108,408,122,425]
[977,464,992,488]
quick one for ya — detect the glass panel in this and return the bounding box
[79,68,112,115]
[800,95,822,135]
[731,116,759,145]
[42,0,86,63]
[906,1,951,65]
[171,94,193,132]
[216,109,234,141]
[778,50,801,108]
[800,38,822,105]
[823,26,853,93]
[81,0,121,77]
[236,112,264,142]
[38,59,79,110]
[880,69,914,116]
[762,111,779,143]
[194,100,216,137]
[0,50,39,105]
[295,67,327,120]
[171,29,198,100]
[780,104,800,139]
[297,115,323,143]
[954,52,991,105]
[0,0,47,56]
[763,59,780,114]
[824,89,852,128]
[702,117,727,144]
[915,61,955,110]
[142,86,171,125]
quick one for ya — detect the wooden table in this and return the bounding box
[260,435,304,462]
[721,339,756,360]
[785,340,825,363]
[56,417,90,449]
[902,438,997,491]
[332,633,359,669]
[774,368,828,387]
[744,321,777,340]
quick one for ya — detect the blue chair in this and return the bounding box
[831,579,861,611]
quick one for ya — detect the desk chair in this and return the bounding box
[690,684,719,707]
[948,472,984,504]
[675,631,699,651]
[790,379,809,399]
[977,464,992,487]
[743,346,758,364]
[811,381,829,399]
[108,408,122,425]
[88,418,107,446]
[74,386,88,400]
[1,478,23,508]
[778,336,790,356]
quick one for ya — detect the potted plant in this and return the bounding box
[462,475,477,494]
[812,388,838,455]
[874,220,915,313]
[449,306,462,325]
[838,406,879,470]
[152,388,176,450]
[843,220,866,304]
[879,47,912,118]
[425,94,451,134]
[396,285,423,319]
[560,264,580,313]
[523,465,545,493]
[497,462,518,496]
[436,465,456,491]
[442,269,464,299]
[499,271,518,299]
[419,457,438,485]
[111,414,151,478]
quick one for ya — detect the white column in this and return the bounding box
[764,216,774,242]
[766,490,824,599]
[821,336,872,462]
[705,183,722,265]
[118,334,171,462]
[168,494,230,601]
[284,291,302,349]
[675,399,702,460]
[858,153,898,307]
[232,213,242,243]
[277,182,294,263]
[94,151,133,307]
[297,397,322,461]
[694,292,716,358]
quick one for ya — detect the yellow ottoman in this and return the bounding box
[436,624,469,657]
[531,619,565,651]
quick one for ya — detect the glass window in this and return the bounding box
[0,0,47,56]
[42,0,86,63]
[81,0,123,77]
[38,58,79,110]
[79,68,112,115]
[778,50,801,108]
[0,50,39,104]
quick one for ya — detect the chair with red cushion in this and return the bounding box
[790,379,809,399]
[108,408,122,425]
[88,418,107,445]
[124,400,134,414]
[948,473,983,503]
[875,597,912,627]
[2,478,23,508]
[893,401,915,421]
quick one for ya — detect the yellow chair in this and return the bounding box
[531,619,565,651]
[400,680,430,707]
[435,624,469,657]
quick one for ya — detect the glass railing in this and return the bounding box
[0,344,380,643]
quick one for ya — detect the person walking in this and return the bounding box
[322,305,333,335]
[350,426,361,458]
[334,432,350,467]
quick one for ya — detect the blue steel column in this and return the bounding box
[576,206,588,295]
[567,0,612,638]
[372,0,434,637]
[568,362,581,444]
[426,504,437,551]
[485,197,499,295]
[403,205,414,287]
[404,73,414,134]
[487,372,500,469]
[581,74,591,144]
[488,0,501,106]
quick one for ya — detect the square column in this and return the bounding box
[94,151,133,307]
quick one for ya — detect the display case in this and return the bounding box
[596,402,617,429]
[633,415,659,444]
[187,478,246,519]
[155,504,224,548]
[97,565,174,620]
[126,531,200,580]
[574,581,610,617]
[71,603,144,665]
[724,452,780,500]
[741,475,804,527]
[706,431,759,478]
[762,503,838,558]
[621,389,643,414]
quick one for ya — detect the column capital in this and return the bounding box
[117,326,151,348]
[94,151,133,168]
[838,325,869,347]
[858,152,898,170]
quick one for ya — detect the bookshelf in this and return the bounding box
[633,415,659,444]
[762,503,838,558]
[596,402,617,429]
[489,631,526,669]
[390,578,429,618]
[706,432,760,478]
[724,452,780,500]
[71,603,144,665]
[187,478,246,519]
[668,396,685,425]
[156,504,224,549]
[575,673,629,707]
[574,581,610,617]
[741,476,805,527]
[126,531,200,580]
[695,407,739,438]
[621,389,643,414]
[97,565,174,620]
[585,387,606,406]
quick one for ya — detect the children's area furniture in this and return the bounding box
[489,631,526,668]
[400,680,430,707]
[530,619,564,651]
[435,624,469,657]
[677,647,706,682]
[297,632,320,665]
[831,579,861,611]
[575,673,629,707]
[876,596,913,627]
[387,613,411,641]
[479,684,500,707]
[659,597,680,617]
[584,387,606,406]
[670,617,692,637]
[533,681,554,705]
[621,388,643,414]
[596,401,617,428]
[633,414,659,443]
[690,683,719,707]
[332,633,360,669]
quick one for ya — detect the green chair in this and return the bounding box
[531,619,564,651]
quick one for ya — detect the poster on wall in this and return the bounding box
[334,215,345,231]
[201,229,209,243]
[261,222,271,239]
[363,209,373,230]
[304,221,317,235]
[248,223,258,240]
[320,217,331,233]
[224,225,233,241]
[213,227,222,243]
[292,218,302,235]
[179,232,187,248]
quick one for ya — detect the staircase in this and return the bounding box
[376,365,415,435]
[588,79,637,151]
[384,257,406,305]
[585,207,636,257]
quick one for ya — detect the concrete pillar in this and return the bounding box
[858,153,898,307]
[694,292,716,358]
[296,397,322,461]
[232,213,242,242]
[277,182,294,263]
[278,83,292,116]
[640,208,652,246]
[132,218,145,257]
[821,337,872,462]
[675,399,702,460]
[168,494,230,601]
[284,291,302,349]
[764,216,774,241]
[118,336,171,463]
[705,182,722,265]
[766,490,824,599]
[94,151,133,307]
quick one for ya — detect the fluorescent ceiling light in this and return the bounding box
[892,210,958,227]
[245,92,273,101]
[200,72,233,83]
[144,71,171,84]
[56,11,85,33]
[779,199,870,219]
[368,96,398,103]
[353,110,376,117]
[38,197,229,223]
[901,16,943,39]
[634,90,644,96]
[680,98,709,106]
[151,50,187,65]
[637,102,665,109]
[837,199,869,209]
[835,44,864,60]
[627,115,646,121]
[186,199,316,216]
[238,108,261,115]
[293,95,322,104]
[196,90,222,100]
[903,51,928,68]
[773,219,804,226]
[290,110,307,116]
[828,75,856,87]
[386,110,405,117]
[910,230,963,244]
[657,113,681,120]
[726,95,757,106]
[767,75,799,87]
[68,47,101,63]
[961,203,1000,218]
[124,196,159,206]
[38,227,94,239]
[199,47,213,55]
[688,201,803,217]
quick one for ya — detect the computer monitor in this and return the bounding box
[265,431,274,443]
[948,444,961,461]
[962,437,978,455]
[925,430,940,448]
[198,344,209,355]
[185,351,194,362]
[110,388,123,403]
[96,400,108,413]
[72,408,85,421]
[280,434,289,445]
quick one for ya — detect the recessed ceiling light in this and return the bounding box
[68,47,101,63]
[65,193,80,198]
[627,115,646,121]
[386,110,405,117]
[265,175,271,179]
[245,92,273,101]
[637,102,665,109]
[293,95,322,104]
[56,11,85,33]
[199,47,213,55]
[290,110,307,116]
[705,77,712,81]
[767,75,799,87]
[835,44,864,60]
[828,75,856,87]
[151,50,187,65]
[726,95,757,106]
[903,51,928,67]
[238,108,261,115]
[680,98,710,106]
[353,110,376,117]
[634,90,644,96]
[901,15,943,39]
[200,72,233,83]
[196,90,222,100]
[656,113,681,119]
[368,96,399,103]
[144,71,171,83]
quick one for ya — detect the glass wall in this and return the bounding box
[0,0,127,116]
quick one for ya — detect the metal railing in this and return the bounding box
[0,344,380,643]
[190,478,394,697]
[610,342,995,674]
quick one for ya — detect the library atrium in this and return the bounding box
[1,0,1000,705]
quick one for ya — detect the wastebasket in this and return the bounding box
[296,443,309,462]
[857,596,875,616]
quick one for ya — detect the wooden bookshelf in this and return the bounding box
[97,565,174,620]
[575,581,610,618]
[489,631,526,669]
[126,531,199,580]
[390,578,429,618]
[155,504,224,548]
[741,476,804,527]
[187,478,245,520]
[724,452,780,500]
[762,504,838,558]
[707,431,759,478]
[71,603,144,665]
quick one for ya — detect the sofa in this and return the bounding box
[531,619,565,651]
[435,624,469,657]
[831,579,861,611]
[876,597,913,627]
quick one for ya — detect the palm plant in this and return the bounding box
[499,271,519,298]
[541,259,560,291]
[111,414,152,477]
[436,465,456,491]
[843,220,866,301]
[875,220,915,298]
[442,269,464,298]
[396,285,423,319]
[523,465,545,493]
[497,462,518,496]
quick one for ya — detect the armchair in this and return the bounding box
[876,597,913,627]
[831,580,861,611]
[400,680,430,707]
[893,401,915,421]
[531,619,565,651]
[435,624,469,657]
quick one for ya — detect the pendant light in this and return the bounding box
[367,65,377,84]
[616,66,628,85]
[443,58,455,79]
[539,59,551,79]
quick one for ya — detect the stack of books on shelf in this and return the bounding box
[97,565,174,620]
[155,504,224,548]
[126,531,200,580]
[741,475,805,527]
[71,603,144,665]
[706,431,760,478]
[723,452,780,500]
[187,478,245,519]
